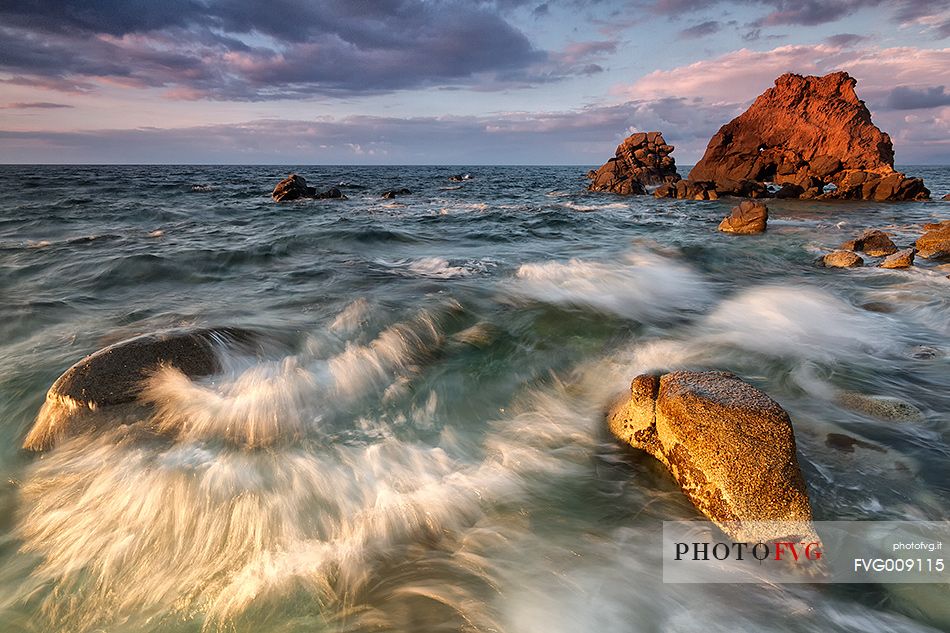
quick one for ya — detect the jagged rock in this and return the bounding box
[880,248,916,269]
[272,175,347,201]
[588,131,681,195]
[718,200,768,234]
[382,188,412,199]
[22,328,257,451]
[608,371,816,542]
[689,72,929,201]
[840,229,898,256]
[822,250,864,268]
[916,220,950,259]
[272,174,317,201]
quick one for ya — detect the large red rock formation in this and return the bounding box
[688,72,929,201]
[587,131,681,194]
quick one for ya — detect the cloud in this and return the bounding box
[884,85,950,110]
[644,0,949,31]
[1,101,73,109]
[679,21,722,39]
[824,33,868,47]
[0,0,554,99]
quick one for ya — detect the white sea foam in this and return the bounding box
[377,256,495,279]
[511,250,712,320]
[701,285,895,361]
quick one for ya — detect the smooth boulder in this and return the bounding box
[608,371,816,542]
[23,328,255,451]
[718,200,768,234]
[821,250,864,268]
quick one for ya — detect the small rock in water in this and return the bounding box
[448,173,472,182]
[272,174,316,201]
[717,200,768,234]
[910,345,941,360]
[915,220,950,259]
[879,247,915,269]
[840,228,898,256]
[821,250,864,268]
[381,188,412,199]
[608,370,816,543]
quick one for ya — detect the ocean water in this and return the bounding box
[0,164,948,633]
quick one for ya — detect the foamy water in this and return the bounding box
[0,165,947,633]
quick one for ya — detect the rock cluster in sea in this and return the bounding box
[590,71,931,201]
[586,131,680,195]
[272,174,347,202]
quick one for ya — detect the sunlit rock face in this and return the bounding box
[587,131,681,195]
[608,371,817,543]
[688,72,929,201]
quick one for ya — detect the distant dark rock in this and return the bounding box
[775,183,805,199]
[272,174,317,201]
[718,200,768,234]
[382,188,412,199]
[316,187,346,200]
[272,175,347,201]
[448,173,472,182]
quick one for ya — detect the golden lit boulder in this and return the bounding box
[608,371,816,542]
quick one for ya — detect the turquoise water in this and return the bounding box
[0,165,948,632]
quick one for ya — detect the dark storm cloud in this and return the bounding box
[679,20,722,39]
[884,85,950,110]
[0,0,560,99]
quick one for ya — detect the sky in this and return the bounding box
[0,0,949,164]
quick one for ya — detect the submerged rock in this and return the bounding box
[835,391,923,422]
[840,229,898,256]
[587,131,681,195]
[608,371,816,543]
[916,220,950,259]
[821,250,864,268]
[718,200,768,234]
[23,328,256,451]
[688,72,929,201]
[879,248,915,269]
[448,173,472,182]
[382,188,412,199]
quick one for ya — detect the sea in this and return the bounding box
[0,165,948,633]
